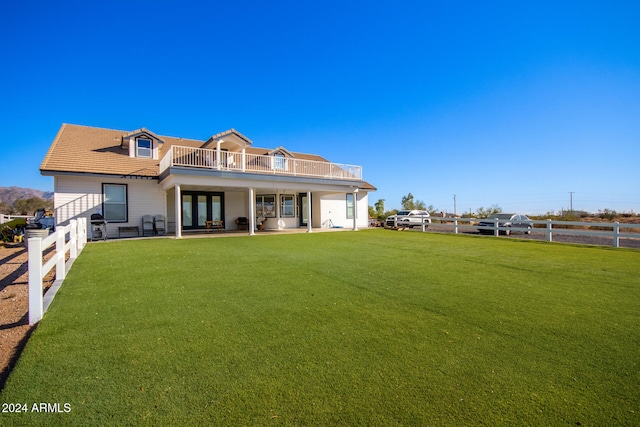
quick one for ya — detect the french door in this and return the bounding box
[298,193,309,226]
[182,192,224,229]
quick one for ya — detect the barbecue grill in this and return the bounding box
[90,213,107,241]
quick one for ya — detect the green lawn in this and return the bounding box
[1,230,639,425]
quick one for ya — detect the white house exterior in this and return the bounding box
[40,124,375,238]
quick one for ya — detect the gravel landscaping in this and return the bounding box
[0,245,55,390]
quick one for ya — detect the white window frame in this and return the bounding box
[274,154,287,171]
[103,183,128,223]
[136,138,152,158]
[346,193,355,219]
[280,194,296,218]
[256,194,276,218]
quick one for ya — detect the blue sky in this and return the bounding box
[2,1,639,214]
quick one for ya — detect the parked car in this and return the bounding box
[385,210,431,228]
[477,213,533,235]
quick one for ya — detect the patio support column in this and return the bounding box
[163,190,168,235]
[306,191,312,233]
[248,188,256,236]
[352,189,359,231]
[175,184,182,238]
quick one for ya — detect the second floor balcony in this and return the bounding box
[160,145,363,182]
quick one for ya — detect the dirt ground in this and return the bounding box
[0,244,54,390]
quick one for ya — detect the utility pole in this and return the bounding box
[569,192,574,214]
[453,194,457,216]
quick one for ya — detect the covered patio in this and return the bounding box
[162,181,363,238]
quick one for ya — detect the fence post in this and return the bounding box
[28,237,44,325]
[546,219,553,242]
[494,218,499,237]
[79,217,87,250]
[613,222,620,248]
[56,229,66,281]
[454,218,458,234]
[421,215,426,232]
[70,219,78,260]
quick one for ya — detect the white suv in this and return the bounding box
[385,210,431,228]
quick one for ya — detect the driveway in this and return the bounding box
[419,223,640,249]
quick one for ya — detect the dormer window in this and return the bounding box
[136,138,152,158]
[274,154,286,170]
[122,129,163,159]
[269,147,293,172]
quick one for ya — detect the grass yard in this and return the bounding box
[1,230,639,425]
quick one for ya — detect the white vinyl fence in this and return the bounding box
[0,214,31,224]
[389,217,640,248]
[28,218,87,325]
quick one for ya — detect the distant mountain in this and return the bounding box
[0,186,54,206]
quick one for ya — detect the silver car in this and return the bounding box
[477,213,533,235]
[386,210,431,228]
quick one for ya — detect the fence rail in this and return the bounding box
[28,218,87,325]
[0,214,31,224]
[388,217,640,248]
[160,145,363,181]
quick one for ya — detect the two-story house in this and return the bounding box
[40,124,375,238]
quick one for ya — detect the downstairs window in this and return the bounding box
[103,183,128,222]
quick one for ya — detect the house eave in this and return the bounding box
[159,166,364,190]
[41,170,158,181]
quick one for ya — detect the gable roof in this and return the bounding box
[121,128,165,147]
[268,146,294,157]
[205,128,252,145]
[40,124,376,190]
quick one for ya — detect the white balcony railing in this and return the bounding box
[160,146,362,181]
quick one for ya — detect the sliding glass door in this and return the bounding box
[181,192,224,229]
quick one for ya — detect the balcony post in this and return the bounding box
[216,140,221,170]
[242,148,246,172]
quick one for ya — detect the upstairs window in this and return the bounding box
[136,138,152,158]
[274,154,286,170]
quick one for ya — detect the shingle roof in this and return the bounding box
[40,124,376,190]
[41,124,158,177]
[206,128,252,145]
[123,128,165,143]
